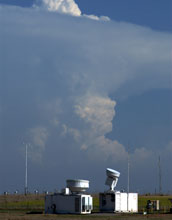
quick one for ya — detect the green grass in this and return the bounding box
[139,195,172,207]
[0,195,44,211]
[0,200,44,209]
[138,195,172,213]
[93,195,99,212]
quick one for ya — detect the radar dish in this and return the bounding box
[106,168,120,178]
[66,179,89,193]
[105,168,120,191]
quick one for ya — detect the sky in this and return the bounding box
[0,0,171,31]
[0,0,171,195]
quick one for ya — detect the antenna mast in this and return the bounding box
[127,144,130,213]
[25,144,28,195]
[158,156,162,194]
[127,151,130,193]
[127,142,130,193]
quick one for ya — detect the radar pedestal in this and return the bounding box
[105,168,120,192]
[99,168,138,213]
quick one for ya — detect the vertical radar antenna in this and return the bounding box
[105,168,120,192]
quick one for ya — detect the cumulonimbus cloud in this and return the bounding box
[34,0,110,20]
[34,0,81,16]
[0,5,171,169]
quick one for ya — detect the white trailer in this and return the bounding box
[45,193,93,214]
[45,179,93,214]
[99,168,138,213]
[99,192,138,213]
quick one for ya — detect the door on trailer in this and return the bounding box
[75,198,80,212]
[82,197,86,212]
[128,194,138,212]
[88,196,93,211]
[115,193,121,212]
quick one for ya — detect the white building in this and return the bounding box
[99,168,138,213]
[99,191,138,213]
[45,179,93,214]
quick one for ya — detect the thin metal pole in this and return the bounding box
[158,156,162,194]
[127,150,130,193]
[25,144,28,195]
[127,146,130,212]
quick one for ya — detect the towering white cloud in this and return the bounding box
[75,95,116,136]
[38,0,81,16]
[34,0,110,20]
[73,95,128,161]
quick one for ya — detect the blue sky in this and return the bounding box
[76,0,172,32]
[0,0,171,194]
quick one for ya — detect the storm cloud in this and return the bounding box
[0,3,171,193]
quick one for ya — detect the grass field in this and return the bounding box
[138,195,172,213]
[0,194,172,220]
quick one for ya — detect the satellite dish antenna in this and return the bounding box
[66,179,89,193]
[105,168,120,191]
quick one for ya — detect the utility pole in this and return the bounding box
[158,156,162,195]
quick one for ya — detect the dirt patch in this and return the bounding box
[0,212,172,220]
